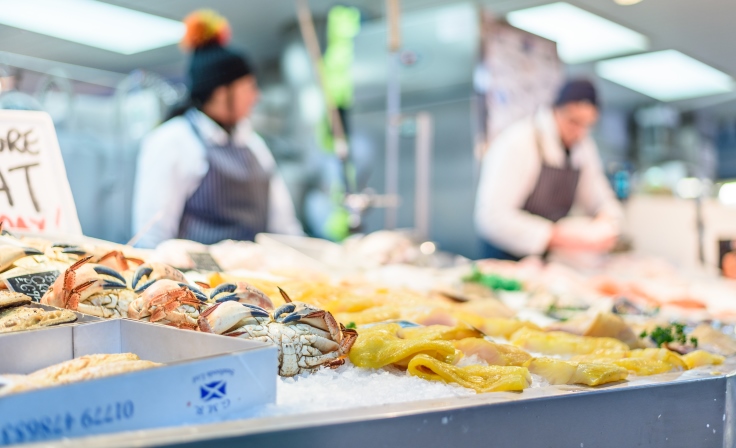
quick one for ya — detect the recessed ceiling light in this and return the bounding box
[506,2,649,64]
[0,0,185,55]
[596,50,734,102]
[614,0,643,5]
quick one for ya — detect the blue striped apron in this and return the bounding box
[177,110,270,244]
[481,125,580,261]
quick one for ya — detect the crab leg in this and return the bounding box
[66,280,96,310]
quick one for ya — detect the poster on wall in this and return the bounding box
[483,15,563,149]
[0,110,81,235]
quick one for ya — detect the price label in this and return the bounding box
[4,270,60,302]
[188,252,222,272]
[0,110,81,235]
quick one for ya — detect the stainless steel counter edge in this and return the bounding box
[18,361,736,448]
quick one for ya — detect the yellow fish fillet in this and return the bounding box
[607,358,677,376]
[528,358,628,386]
[479,318,541,339]
[510,327,629,355]
[398,324,483,341]
[628,349,688,370]
[453,338,532,367]
[572,348,688,375]
[349,324,457,369]
[681,350,725,369]
[408,354,530,393]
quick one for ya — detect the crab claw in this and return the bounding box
[131,267,154,292]
[132,263,187,293]
[273,303,296,320]
[198,301,270,334]
[101,280,128,290]
[178,283,208,302]
[59,246,88,256]
[0,246,43,272]
[92,266,127,284]
[273,299,343,342]
[210,282,274,310]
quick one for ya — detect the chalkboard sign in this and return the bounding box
[0,110,81,234]
[4,270,60,302]
[188,252,222,272]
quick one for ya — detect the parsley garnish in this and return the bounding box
[640,323,698,348]
[462,265,522,291]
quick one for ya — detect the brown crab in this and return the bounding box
[198,288,358,376]
[40,256,134,318]
[127,279,204,330]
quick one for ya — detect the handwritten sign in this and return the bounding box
[4,270,60,302]
[0,110,81,235]
[187,252,222,272]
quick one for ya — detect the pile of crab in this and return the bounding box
[0,231,356,377]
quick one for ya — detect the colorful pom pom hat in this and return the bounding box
[181,9,254,106]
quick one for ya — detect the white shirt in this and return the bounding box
[474,108,623,258]
[132,109,303,249]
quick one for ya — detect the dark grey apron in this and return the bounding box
[481,123,581,261]
[177,109,270,244]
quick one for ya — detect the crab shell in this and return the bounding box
[128,279,202,329]
[40,257,132,318]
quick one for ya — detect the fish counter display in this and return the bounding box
[0,230,735,447]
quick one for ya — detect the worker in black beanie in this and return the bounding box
[132,10,303,248]
[475,79,623,261]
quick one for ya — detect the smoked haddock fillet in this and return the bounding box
[527,358,628,386]
[510,327,629,355]
[408,354,531,393]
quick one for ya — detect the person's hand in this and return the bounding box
[549,217,618,253]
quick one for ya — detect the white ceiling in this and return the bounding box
[0,0,734,112]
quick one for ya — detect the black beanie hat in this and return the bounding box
[182,10,254,106]
[188,44,253,105]
[554,79,599,108]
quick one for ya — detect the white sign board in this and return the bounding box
[0,110,81,235]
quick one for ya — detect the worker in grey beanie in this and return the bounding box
[132,10,303,248]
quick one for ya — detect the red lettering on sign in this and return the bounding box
[14,216,29,230]
[29,218,45,231]
[0,215,47,231]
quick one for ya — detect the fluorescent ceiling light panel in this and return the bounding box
[506,2,648,64]
[596,50,734,101]
[0,0,185,55]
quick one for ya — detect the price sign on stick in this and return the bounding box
[0,110,81,235]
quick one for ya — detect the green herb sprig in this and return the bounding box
[639,323,698,348]
[462,265,522,292]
